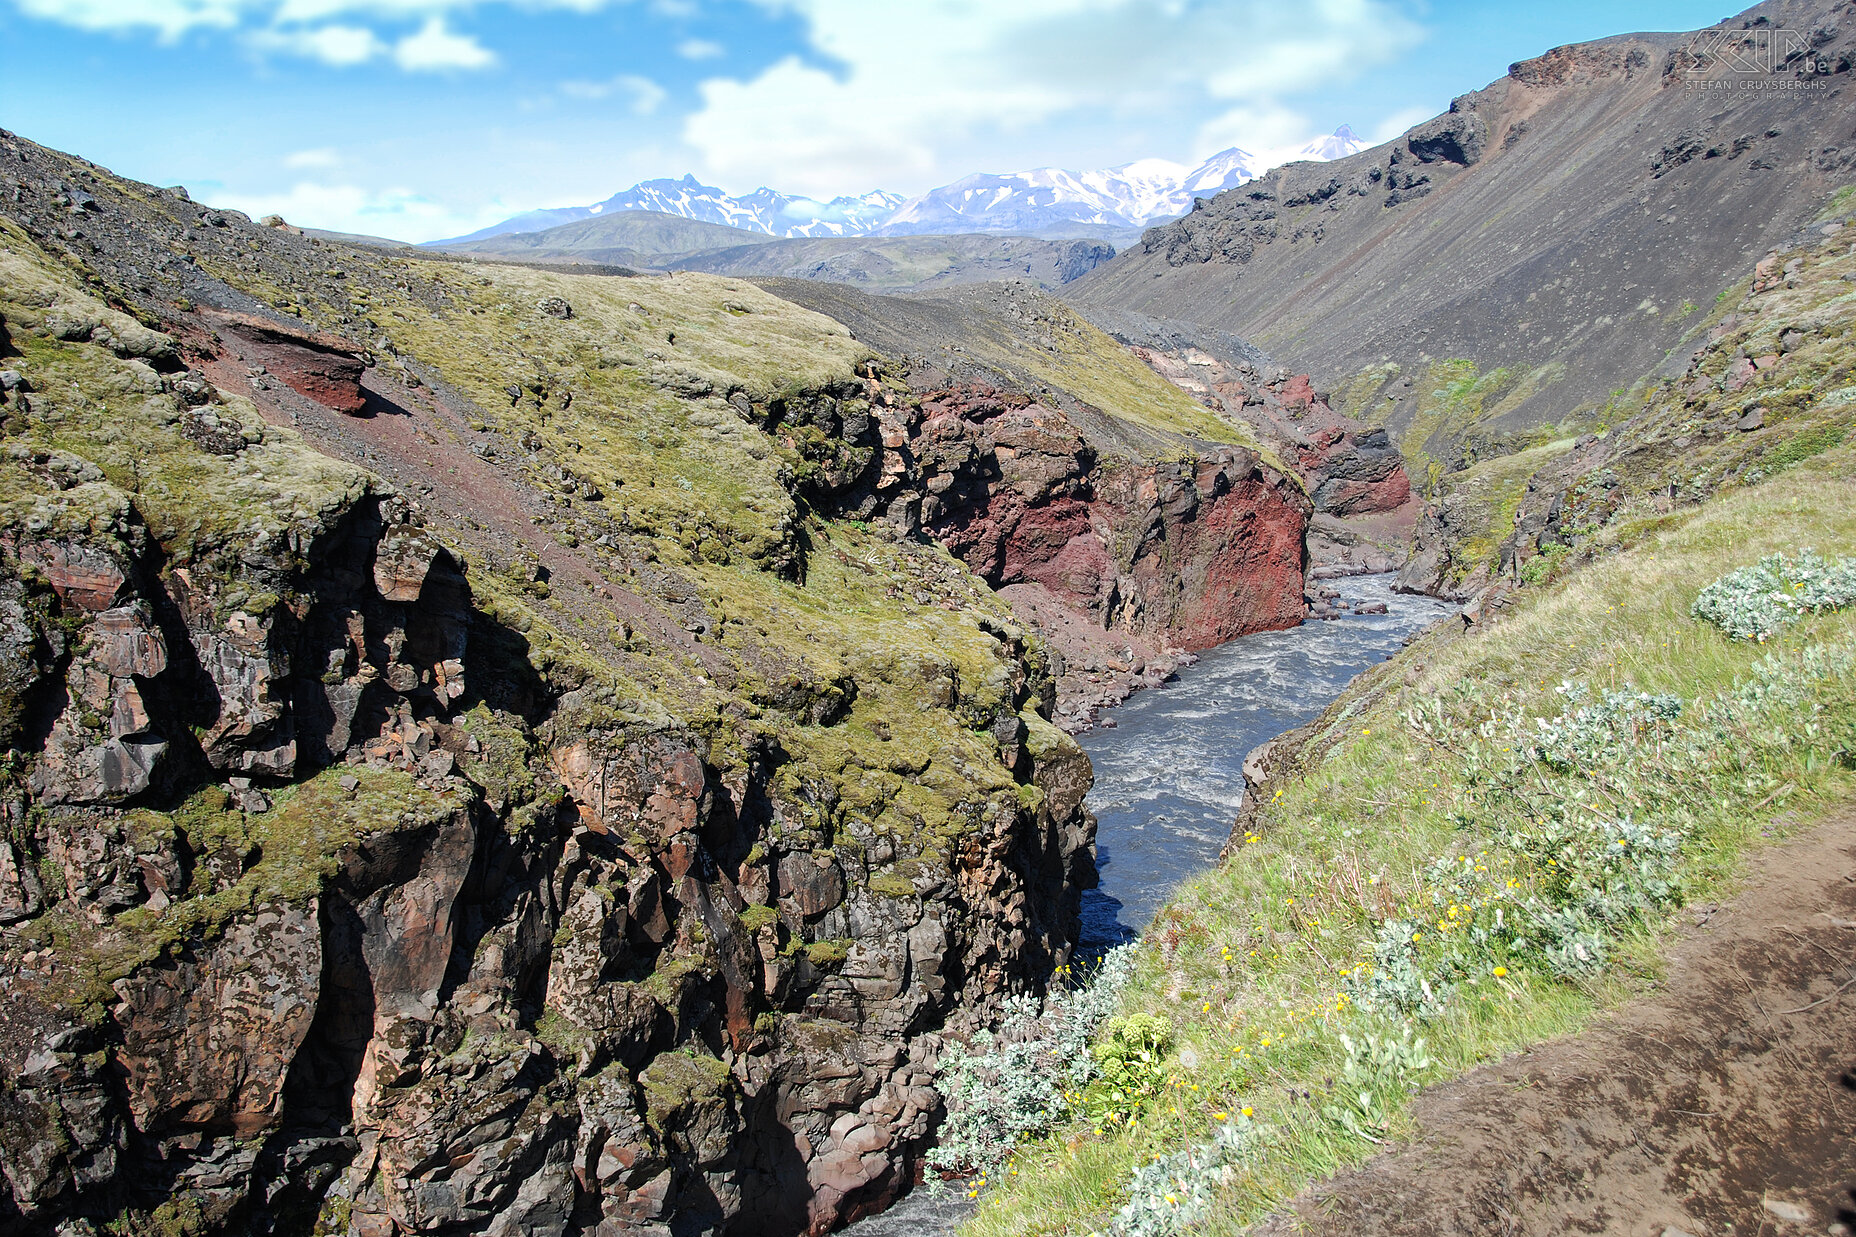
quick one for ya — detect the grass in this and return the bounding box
[0,219,370,571]
[956,445,1856,1236]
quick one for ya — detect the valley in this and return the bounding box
[0,2,1854,1236]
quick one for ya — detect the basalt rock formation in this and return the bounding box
[1067,0,1856,477]
[0,129,1310,1237]
[0,132,1111,1237]
[756,279,1315,727]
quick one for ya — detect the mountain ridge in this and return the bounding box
[1064,2,1856,477]
[431,129,1367,247]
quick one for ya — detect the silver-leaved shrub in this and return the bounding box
[1691,549,1856,640]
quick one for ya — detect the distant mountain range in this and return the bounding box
[431,128,1366,247]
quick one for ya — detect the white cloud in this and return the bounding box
[284,146,343,168]
[684,0,1424,197]
[561,73,666,113]
[204,179,504,242]
[12,0,246,38]
[1195,102,1315,158]
[12,0,613,37]
[1369,104,1438,144]
[675,36,722,59]
[392,15,495,70]
[249,21,385,64]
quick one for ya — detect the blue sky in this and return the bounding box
[0,0,1737,242]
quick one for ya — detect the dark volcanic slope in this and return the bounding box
[1068,0,1856,464]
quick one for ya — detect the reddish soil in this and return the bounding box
[194,340,725,676]
[1259,811,1856,1237]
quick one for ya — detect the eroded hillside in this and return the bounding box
[1068,0,1856,478]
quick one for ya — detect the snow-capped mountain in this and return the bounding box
[435,176,904,245]
[872,128,1367,236]
[433,128,1367,247]
[591,176,906,238]
[1292,124,1366,162]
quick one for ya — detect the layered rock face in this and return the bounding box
[0,133,1111,1237]
[906,386,1306,640]
[752,280,1318,726]
[1076,309,1416,577]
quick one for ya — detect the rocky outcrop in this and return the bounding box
[204,311,370,414]
[1077,309,1417,579]
[750,376,1310,729]
[750,282,1325,728]
[0,133,1104,1237]
[906,385,1308,648]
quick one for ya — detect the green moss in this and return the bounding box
[534,1009,591,1057]
[49,768,456,1006]
[805,938,851,968]
[867,871,916,899]
[1763,421,1849,470]
[738,903,779,932]
[640,1049,733,1128]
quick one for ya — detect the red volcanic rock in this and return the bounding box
[206,311,368,414]
[907,383,1310,668]
[10,538,127,612]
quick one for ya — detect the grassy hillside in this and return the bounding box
[943,439,1856,1233]
[1404,185,1856,597]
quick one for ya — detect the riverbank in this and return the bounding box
[1076,575,1449,950]
[845,576,1447,1236]
[952,443,1856,1236]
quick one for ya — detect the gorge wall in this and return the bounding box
[0,130,1314,1237]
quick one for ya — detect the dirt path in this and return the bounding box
[1258,811,1856,1237]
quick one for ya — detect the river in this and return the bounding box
[845,573,1451,1234]
[1076,573,1452,950]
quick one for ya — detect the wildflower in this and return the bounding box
[1492,966,1508,978]
[1241,1106,1253,1116]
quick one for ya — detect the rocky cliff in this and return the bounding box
[0,129,1311,1237]
[1067,0,1856,480]
[1071,306,1417,578]
[756,280,1317,725]
[0,132,1103,1237]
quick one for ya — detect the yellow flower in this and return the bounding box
[1493,966,1508,977]
[1241,1106,1254,1117]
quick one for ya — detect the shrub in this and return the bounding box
[1321,1026,1434,1143]
[1691,549,1856,640]
[1107,1116,1264,1237]
[1519,543,1570,586]
[1529,683,1682,772]
[929,946,1137,1175]
[1091,1013,1173,1104]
